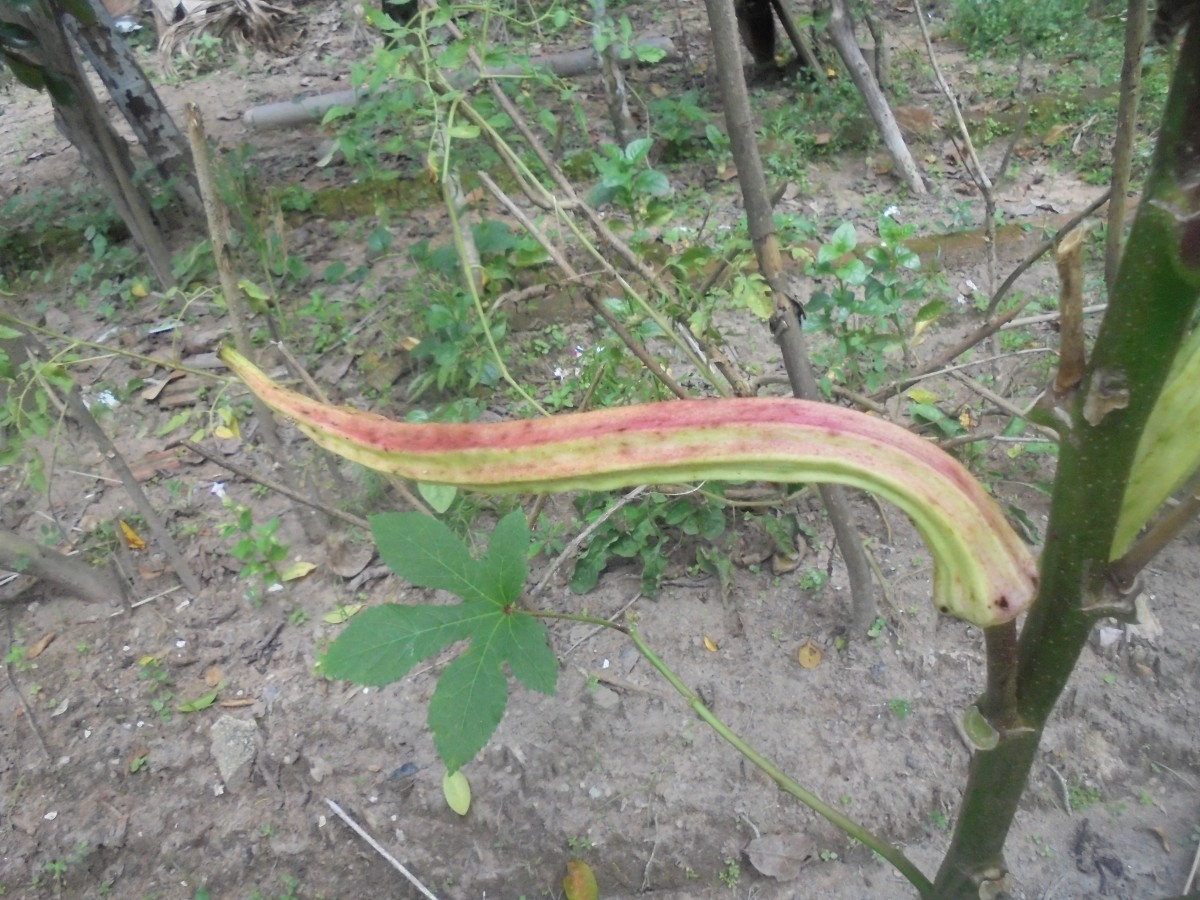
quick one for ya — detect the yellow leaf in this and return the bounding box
[280,561,317,582]
[797,639,822,669]
[323,603,363,624]
[443,769,471,815]
[959,409,978,430]
[213,426,236,440]
[703,635,719,652]
[118,519,147,551]
[130,281,149,298]
[217,407,241,438]
[563,859,600,900]
[27,632,56,660]
[905,387,940,405]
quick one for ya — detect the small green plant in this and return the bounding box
[799,566,829,591]
[1068,781,1102,811]
[647,90,728,163]
[887,698,912,721]
[718,857,740,889]
[570,489,727,597]
[587,137,672,228]
[950,0,1096,54]
[801,215,944,394]
[1029,834,1054,858]
[3,644,31,672]
[566,836,595,852]
[929,810,950,832]
[218,503,289,605]
[139,657,174,721]
[819,849,840,861]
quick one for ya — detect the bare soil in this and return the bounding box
[1,2,1198,899]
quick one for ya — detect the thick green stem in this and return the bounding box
[628,625,934,897]
[932,16,1200,896]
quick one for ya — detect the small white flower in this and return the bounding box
[210,482,227,499]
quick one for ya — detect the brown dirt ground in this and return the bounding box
[2,1,1199,898]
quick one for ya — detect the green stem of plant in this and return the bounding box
[626,624,934,897]
[438,101,547,417]
[525,609,629,632]
[448,74,728,395]
[933,17,1200,895]
[0,310,221,380]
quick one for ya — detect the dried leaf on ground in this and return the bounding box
[746,833,817,880]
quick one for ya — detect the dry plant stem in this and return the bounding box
[769,0,823,75]
[0,311,220,381]
[825,0,925,194]
[453,49,732,394]
[947,370,1058,440]
[63,386,201,595]
[324,799,439,900]
[861,9,889,93]
[0,527,127,605]
[185,102,284,460]
[1185,836,1200,895]
[6,608,51,762]
[179,441,370,530]
[1053,226,1089,395]
[592,0,635,146]
[913,0,995,289]
[478,172,690,399]
[1006,304,1107,329]
[1110,469,1200,589]
[987,189,1113,317]
[994,58,1031,186]
[1106,0,1148,292]
[530,486,647,598]
[270,341,355,497]
[703,0,875,631]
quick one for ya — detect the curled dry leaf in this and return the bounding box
[325,535,374,579]
[27,632,56,660]
[746,833,817,880]
[797,640,822,669]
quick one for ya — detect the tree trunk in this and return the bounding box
[2,0,177,288]
[703,0,878,632]
[0,527,129,605]
[65,0,202,215]
[825,0,925,194]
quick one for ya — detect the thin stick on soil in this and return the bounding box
[6,608,52,762]
[185,102,284,460]
[1185,837,1200,895]
[913,0,997,289]
[179,441,371,530]
[987,189,1112,317]
[325,799,439,900]
[531,486,647,598]
[946,370,1058,440]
